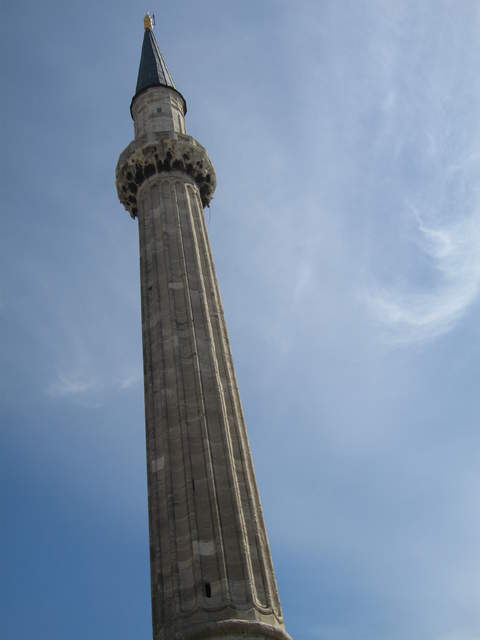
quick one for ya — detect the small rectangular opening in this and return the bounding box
[204,582,211,598]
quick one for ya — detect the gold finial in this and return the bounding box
[144,12,153,30]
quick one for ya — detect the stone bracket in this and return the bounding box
[116,132,216,218]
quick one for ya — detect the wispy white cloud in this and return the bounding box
[116,371,141,390]
[47,370,97,398]
[46,366,141,399]
[340,0,480,346]
[364,208,480,344]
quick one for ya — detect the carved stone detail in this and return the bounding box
[116,131,216,217]
[181,619,294,640]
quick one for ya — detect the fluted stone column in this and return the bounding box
[116,23,291,640]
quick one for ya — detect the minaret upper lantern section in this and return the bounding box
[116,15,292,640]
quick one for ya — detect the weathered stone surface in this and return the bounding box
[132,87,186,137]
[180,619,293,640]
[117,74,290,640]
[116,131,216,218]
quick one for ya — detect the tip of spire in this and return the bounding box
[144,12,153,31]
[131,14,187,116]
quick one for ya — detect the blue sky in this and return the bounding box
[2,1,480,639]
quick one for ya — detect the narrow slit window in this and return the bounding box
[204,582,211,598]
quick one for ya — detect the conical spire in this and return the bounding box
[132,13,186,113]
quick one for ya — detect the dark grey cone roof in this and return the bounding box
[132,28,187,113]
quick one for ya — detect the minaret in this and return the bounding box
[116,15,292,640]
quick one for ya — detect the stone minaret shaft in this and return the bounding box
[116,17,291,640]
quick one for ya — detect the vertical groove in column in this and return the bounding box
[171,178,224,613]
[168,179,202,616]
[172,181,228,608]
[139,184,168,632]
[185,187,253,598]
[192,185,283,618]
[153,180,183,623]
[139,188,158,629]
[136,172,286,636]
[166,178,197,615]
[149,181,178,625]
[176,179,243,606]
[186,184,265,606]
[181,181,252,606]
